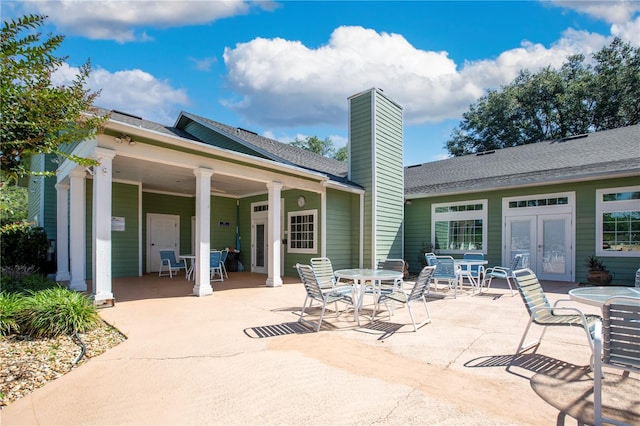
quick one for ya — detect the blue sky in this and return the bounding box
[5,1,640,165]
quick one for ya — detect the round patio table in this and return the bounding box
[568,286,640,307]
[334,268,403,323]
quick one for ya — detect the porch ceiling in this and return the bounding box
[111,156,269,197]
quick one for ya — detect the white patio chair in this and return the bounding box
[372,265,436,332]
[376,258,405,294]
[513,268,600,356]
[458,252,485,293]
[593,296,640,426]
[295,263,358,332]
[481,253,527,296]
[158,250,186,278]
[424,252,437,266]
[209,250,224,282]
[220,249,229,278]
[431,256,458,296]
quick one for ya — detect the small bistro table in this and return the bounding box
[334,268,403,323]
[568,286,640,307]
[179,255,196,281]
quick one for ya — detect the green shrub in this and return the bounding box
[0,291,27,336]
[0,270,58,294]
[20,287,99,338]
[0,222,48,273]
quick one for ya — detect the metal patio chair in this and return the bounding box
[481,253,529,296]
[431,256,459,296]
[372,265,436,332]
[158,250,186,278]
[593,296,640,426]
[513,268,600,356]
[295,263,358,332]
[209,250,224,282]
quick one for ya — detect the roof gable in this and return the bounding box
[176,112,348,180]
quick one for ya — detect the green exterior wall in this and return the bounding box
[404,176,639,284]
[27,154,58,240]
[325,188,357,270]
[86,182,140,278]
[372,91,404,261]
[349,91,374,267]
[141,192,195,272]
[349,89,404,267]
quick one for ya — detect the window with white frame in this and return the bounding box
[432,200,487,253]
[596,186,640,256]
[288,209,317,254]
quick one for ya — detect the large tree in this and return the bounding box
[1,14,106,185]
[446,38,640,156]
[290,135,347,162]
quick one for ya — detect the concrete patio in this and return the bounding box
[2,272,638,425]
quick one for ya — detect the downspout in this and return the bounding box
[359,192,364,268]
[321,185,327,258]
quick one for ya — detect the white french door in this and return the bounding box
[503,193,574,282]
[506,214,572,281]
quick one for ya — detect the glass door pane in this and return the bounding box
[537,214,571,281]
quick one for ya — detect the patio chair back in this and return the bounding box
[209,250,224,282]
[424,252,437,266]
[220,249,229,278]
[310,257,337,289]
[513,268,599,355]
[377,259,405,293]
[463,252,484,271]
[593,296,640,425]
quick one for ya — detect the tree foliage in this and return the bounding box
[290,135,347,162]
[446,38,640,156]
[0,184,28,226]
[1,14,107,184]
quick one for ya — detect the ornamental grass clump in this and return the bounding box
[0,291,27,336]
[19,287,99,338]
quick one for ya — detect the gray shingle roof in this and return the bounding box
[179,112,349,180]
[405,125,640,196]
[94,107,200,141]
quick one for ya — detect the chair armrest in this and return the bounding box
[531,305,599,331]
[487,266,510,274]
[551,298,575,307]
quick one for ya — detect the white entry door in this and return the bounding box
[505,213,573,281]
[147,213,181,272]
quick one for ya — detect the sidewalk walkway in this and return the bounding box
[0,273,622,425]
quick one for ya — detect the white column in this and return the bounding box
[69,167,87,291]
[193,168,213,296]
[55,183,70,282]
[92,148,115,303]
[266,182,283,287]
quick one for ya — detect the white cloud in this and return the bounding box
[21,0,275,42]
[222,25,628,127]
[550,0,640,24]
[52,63,190,124]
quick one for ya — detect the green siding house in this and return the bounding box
[404,126,640,284]
[28,87,640,303]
